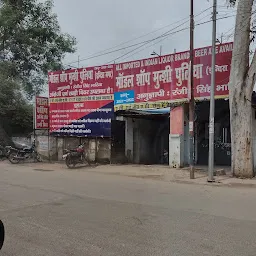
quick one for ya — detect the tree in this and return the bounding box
[228,0,256,177]
[0,0,76,96]
[0,0,76,144]
[0,61,34,144]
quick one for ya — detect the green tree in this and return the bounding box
[0,61,32,145]
[0,0,76,96]
[0,0,76,144]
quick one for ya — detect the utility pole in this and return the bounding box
[189,0,195,179]
[208,0,217,182]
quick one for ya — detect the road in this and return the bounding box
[1,162,256,256]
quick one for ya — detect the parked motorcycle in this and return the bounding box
[62,143,90,168]
[8,141,42,164]
[0,145,16,160]
[4,145,17,158]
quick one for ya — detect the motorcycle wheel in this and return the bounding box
[83,153,91,166]
[34,153,42,162]
[8,152,20,164]
[37,154,42,162]
[65,156,76,169]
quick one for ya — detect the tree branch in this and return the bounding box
[249,50,256,78]
[246,50,256,96]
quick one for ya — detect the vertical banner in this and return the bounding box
[35,96,49,129]
[48,65,114,137]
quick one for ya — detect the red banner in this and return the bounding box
[35,96,49,129]
[114,42,232,111]
[48,65,114,136]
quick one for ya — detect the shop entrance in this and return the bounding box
[196,100,231,166]
[117,109,170,165]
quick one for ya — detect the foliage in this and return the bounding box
[0,0,76,96]
[0,0,76,138]
[0,62,33,136]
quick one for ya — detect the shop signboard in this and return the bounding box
[48,65,114,137]
[114,42,232,111]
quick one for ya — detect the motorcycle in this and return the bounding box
[4,145,17,158]
[0,145,17,160]
[8,141,42,164]
[62,143,90,168]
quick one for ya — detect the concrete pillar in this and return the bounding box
[57,137,64,161]
[125,118,134,162]
[88,139,96,162]
[169,105,185,168]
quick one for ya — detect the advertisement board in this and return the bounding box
[48,65,114,137]
[35,96,49,129]
[114,42,232,111]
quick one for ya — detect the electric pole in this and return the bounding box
[189,0,195,179]
[208,0,217,182]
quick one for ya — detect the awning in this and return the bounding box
[116,108,170,118]
[137,107,170,114]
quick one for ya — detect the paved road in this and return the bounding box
[1,162,256,255]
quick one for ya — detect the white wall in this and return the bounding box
[169,134,184,168]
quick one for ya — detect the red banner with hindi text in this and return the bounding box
[48,65,114,136]
[114,42,232,111]
[35,96,49,129]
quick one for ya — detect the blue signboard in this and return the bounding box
[50,102,114,137]
[114,90,135,105]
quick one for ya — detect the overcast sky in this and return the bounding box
[52,0,237,69]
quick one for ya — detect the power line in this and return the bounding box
[120,13,219,61]
[106,21,192,64]
[63,13,236,69]
[63,7,213,67]
[108,14,236,64]
[63,18,190,67]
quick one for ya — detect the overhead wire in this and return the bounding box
[63,6,213,67]
[109,14,236,64]
[115,9,256,63]
[63,5,253,68]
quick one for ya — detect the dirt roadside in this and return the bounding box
[2,160,256,188]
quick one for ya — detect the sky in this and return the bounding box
[52,0,237,69]
[40,0,238,96]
